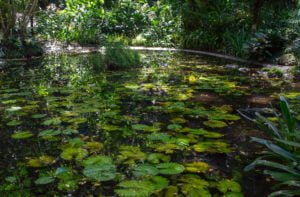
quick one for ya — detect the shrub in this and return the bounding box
[244,96,300,197]
[104,42,140,70]
[0,38,43,59]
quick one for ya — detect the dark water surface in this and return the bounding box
[0,52,296,196]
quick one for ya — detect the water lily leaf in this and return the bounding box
[35,176,55,185]
[147,133,171,141]
[217,179,241,193]
[83,163,116,181]
[11,131,33,139]
[85,142,103,152]
[133,164,159,177]
[115,180,155,197]
[184,162,210,173]
[167,124,182,131]
[27,155,55,167]
[42,118,62,126]
[7,120,22,126]
[147,153,171,164]
[39,130,61,137]
[150,176,169,191]
[152,143,179,154]
[203,120,227,128]
[62,128,78,135]
[5,176,17,183]
[179,174,210,197]
[132,124,160,132]
[156,163,185,175]
[82,155,112,166]
[117,146,146,165]
[60,147,88,161]
[193,141,231,153]
[32,114,47,119]
[170,117,187,124]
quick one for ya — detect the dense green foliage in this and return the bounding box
[103,42,140,69]
[30,0,300,62]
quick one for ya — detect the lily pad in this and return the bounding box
[193,141,231,153]
[156,163,185,175]
[133,164,159,177]
[60,147,88,161]
[7,120,22,126]
[11,131,33,139]
[27,155,55,167]
[83,163,116,182]
[184,162,210,173]
[35,176,55,185]
[203,120,227,128]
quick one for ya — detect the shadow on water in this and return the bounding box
[0,51,295,196]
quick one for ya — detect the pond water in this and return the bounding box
[0,52,296,196]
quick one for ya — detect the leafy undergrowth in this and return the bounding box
[0,52,288,196]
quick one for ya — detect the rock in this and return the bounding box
[278,53,297,66]
[238,67,250,73]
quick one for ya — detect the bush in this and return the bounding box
[244,96,300,196]
[104,42,140,70]
[0,38,44,59]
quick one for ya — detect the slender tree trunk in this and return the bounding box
[252,0,264,31]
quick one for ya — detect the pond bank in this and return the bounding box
[1,44,285,68]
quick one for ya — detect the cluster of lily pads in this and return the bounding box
[0,52,268,196]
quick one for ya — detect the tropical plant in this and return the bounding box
[245,96,300,197]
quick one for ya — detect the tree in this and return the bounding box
[0,0,39,39]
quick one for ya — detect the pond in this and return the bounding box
[0,51,296,196]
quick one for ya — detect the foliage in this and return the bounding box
[245,96,300,196]
[0,38,43,59]
[104,42,140,69]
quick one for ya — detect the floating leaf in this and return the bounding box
[147,153,171,164]
[60,147,88,161]
[11,131,33,139]
[132,124,160,132]
[7,120,22,126]
[83,163,116,182]
[193,141,231,153]
[147,133,171,141]
[156,163,185,175]
[82,155,112,166]
[39,129,61,137]
[35,176,55,185]
[32,114,47,119]
[27,156,55,167]
[117,146,146,165]
[85,142,103,152]
[179,174,210,197]
[217,179,241,193]
[167,124,182,131]
[184,162,210,173]
[42,118,62,126]
[203,120,227,128]
[133,164,159,177]
[115,180,155,197]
